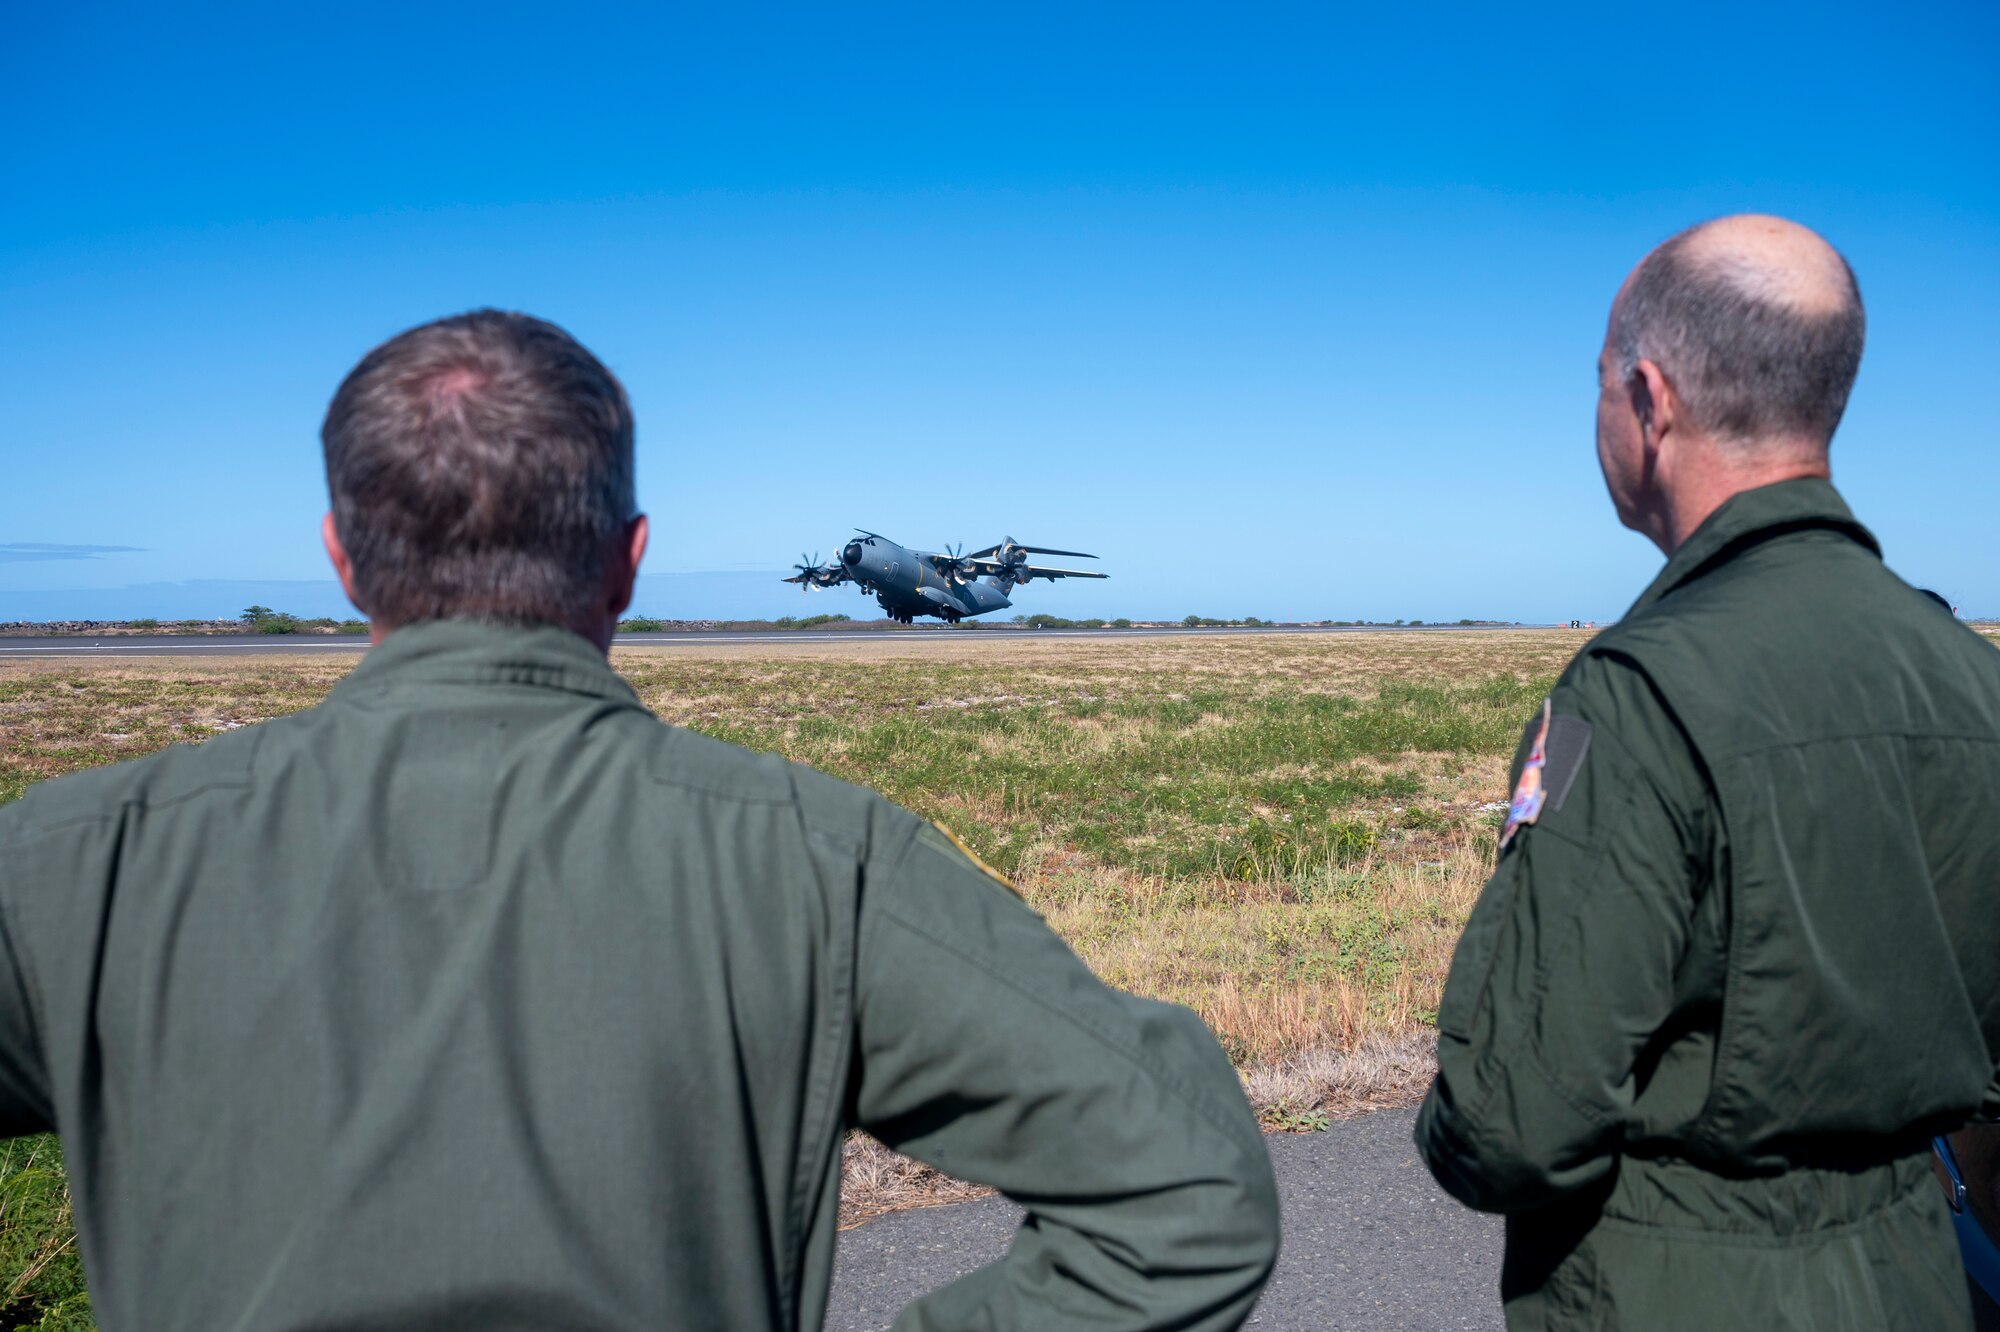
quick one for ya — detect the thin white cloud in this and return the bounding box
[0,543,146,563]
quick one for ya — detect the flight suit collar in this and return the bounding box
[1626,476,1880,617]
[333,618,644,706]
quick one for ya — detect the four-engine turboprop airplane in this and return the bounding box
[783,532,1107,624]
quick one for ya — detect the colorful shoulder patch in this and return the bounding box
[1500,698,1551,850]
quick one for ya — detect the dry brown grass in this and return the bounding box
[839,1135,996,1230]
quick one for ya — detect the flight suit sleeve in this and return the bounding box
[1414,664,1706,1214]
[0,813,56,1137]
[852,822,1280,1332]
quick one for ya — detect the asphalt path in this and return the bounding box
[0,624,1529,658]
[825,1106,1502,1331]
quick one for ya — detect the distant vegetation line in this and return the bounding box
[616,614,1517,632]
[0,608,1532,637]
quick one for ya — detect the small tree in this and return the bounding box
[243,605,298,634]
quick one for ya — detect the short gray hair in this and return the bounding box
[1611,227,1866,447]
[322,310,635,628]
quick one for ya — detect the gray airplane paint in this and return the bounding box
[784,532,1107,623]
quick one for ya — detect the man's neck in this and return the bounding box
[1659,447,1831,555]
[365,615,615,657]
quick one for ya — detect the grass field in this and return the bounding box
[0,628,1585,1322]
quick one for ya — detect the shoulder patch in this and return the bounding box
[918,821,1022,898]
[1500,701,1595,851]
[1543,715,1593,813]
[1500,699,1551,850]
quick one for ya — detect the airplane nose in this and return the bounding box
[842,542,863,565]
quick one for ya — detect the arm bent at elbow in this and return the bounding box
[857,826,1279,1330]
[1416,1035,1616,1214]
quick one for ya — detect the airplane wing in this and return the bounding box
[959,559,1108,580]
[1015,564,1108,580]
[964,542,1097,560]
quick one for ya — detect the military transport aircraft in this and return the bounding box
[783,532,1107,624]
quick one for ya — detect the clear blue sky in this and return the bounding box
[4,1,1995,623]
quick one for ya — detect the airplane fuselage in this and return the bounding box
[839,535,1013,623]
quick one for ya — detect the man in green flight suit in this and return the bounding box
[1415,213,2000,1329]
[0,311,1280,1330]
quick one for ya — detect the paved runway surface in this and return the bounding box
[0,624,1523,658]
[826,1107,1502,1331]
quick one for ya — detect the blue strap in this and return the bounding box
[1934,1136,2000,1304]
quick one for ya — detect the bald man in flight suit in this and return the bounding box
[1417,216,2000,1330]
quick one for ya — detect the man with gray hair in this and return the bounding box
[1417,216,2000,1329]
[0,310,1280,1329]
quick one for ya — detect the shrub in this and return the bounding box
[241,605,298,634]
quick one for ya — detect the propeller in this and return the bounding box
[789,552,833,590]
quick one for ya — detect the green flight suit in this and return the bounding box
[0,621,1279,1331]
[1417,478,2000,1330]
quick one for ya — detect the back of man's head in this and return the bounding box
[1611,215,1866,451]
[322,310,635,630]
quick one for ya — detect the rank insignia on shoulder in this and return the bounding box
[1500,698,1551,850]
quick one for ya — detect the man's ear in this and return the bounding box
[321,513,366,613]
[607,514,649,618]
[1631,359,1675,453]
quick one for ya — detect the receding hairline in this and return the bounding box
[1629,214,1857,323]
[1606,214,1867,450]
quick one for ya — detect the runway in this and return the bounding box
[826,1106,1502,1330]
[0,624,1525,658]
